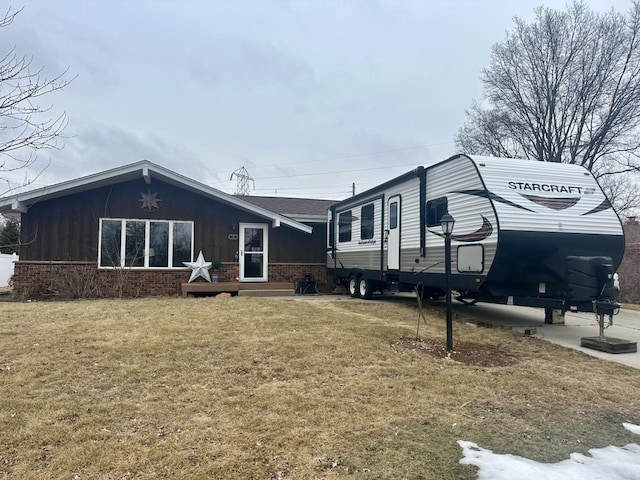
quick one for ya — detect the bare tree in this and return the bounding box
[0,7,73,195]
[455,2,640,214]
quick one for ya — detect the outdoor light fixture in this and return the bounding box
[440,213,455,236]
[441,213,455,352]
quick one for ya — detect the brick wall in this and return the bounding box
[268,263,331,293]
[618,222,640,304]
[618,246,640,303]
[12,261,331,299]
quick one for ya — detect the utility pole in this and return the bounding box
[352,182,355,196]
[230,167,255,196]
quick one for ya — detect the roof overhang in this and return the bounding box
[284,214,328,224]
[0,161,313,234]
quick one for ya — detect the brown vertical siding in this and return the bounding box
[18,178,326,263]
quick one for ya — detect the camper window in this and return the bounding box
[361,204,375,240]
[338,211,352,242]
[328,218,335,247]
[426,197,448,227]
[390,202,398,229]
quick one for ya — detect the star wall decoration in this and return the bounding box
[139,190,162,212]
[183,251,212,283]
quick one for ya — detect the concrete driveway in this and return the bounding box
[449,302,640,369]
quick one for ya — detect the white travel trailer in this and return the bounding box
[327,154,624,315]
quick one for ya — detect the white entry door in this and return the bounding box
[239,223,268,282]
[387,196,401,270]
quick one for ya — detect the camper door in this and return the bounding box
[387,195,400,270]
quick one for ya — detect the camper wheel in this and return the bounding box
[348,276,360,298]
[358,278,373,299]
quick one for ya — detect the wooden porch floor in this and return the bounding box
[181,282,295,297]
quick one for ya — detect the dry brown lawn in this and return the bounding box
[1,296,639,479]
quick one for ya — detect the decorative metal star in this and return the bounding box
[139,190,162,212]
[183,251,212,283]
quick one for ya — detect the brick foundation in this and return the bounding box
[12,261,330,299]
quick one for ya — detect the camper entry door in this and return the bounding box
[387,195,401,270]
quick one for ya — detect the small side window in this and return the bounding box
[360,204,374,240]
[426,197,448,227]
[338,211,352,242]
[389,202,398,230]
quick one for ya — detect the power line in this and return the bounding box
[209,141,452,177]
[251,162,419,181]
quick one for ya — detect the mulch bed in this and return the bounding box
[392,336,522,367]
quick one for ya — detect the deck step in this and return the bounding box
[238,289,295,297]
[181,282,295,297]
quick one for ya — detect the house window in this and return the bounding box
[99,218,193,268]
[125,220,146,267]
[361,204,374,240]
[172,222,193,267]
[426,197,449,227]
[338,211,352,243]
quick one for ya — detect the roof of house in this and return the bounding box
[0,161,313,234]
[237,196,335,223]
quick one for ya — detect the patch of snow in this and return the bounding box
[459,424,640,480]
[624,423,640,436]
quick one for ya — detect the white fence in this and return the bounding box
[0,253,17,286]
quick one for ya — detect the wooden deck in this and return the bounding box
[181,282,295,297]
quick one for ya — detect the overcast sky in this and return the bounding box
[3,0,629,200]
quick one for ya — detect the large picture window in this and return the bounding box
[99,218,193,268]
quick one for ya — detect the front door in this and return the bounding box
[387,196,401,270]
[239,223,268,282]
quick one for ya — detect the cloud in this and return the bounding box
[33,119,222,186]
[188,37,314,93]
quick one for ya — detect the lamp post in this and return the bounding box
[440,213,455,352]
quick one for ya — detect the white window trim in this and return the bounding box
[98,218,194,269]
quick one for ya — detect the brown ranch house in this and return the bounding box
[0,161,334,298]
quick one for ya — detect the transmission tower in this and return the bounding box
[230,166,255,196]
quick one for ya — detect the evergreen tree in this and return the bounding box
[0,220,20,254]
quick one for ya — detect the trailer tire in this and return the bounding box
[358,278,373,299]
[348,276,360,298]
